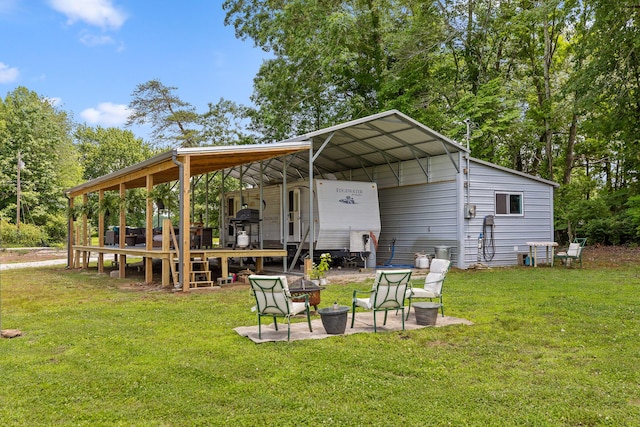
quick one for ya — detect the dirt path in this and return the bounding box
[0,248,68,264]
[2,244,640,271]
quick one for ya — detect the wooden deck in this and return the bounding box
[72,245,287,289]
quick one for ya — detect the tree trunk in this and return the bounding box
[543,15,553,181]
[563,113,578,185]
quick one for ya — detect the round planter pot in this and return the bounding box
[413,302,442,326]
[318,306,349,334]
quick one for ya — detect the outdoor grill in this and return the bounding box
[232,208,260,223]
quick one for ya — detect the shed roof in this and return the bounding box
[470,157,560,187]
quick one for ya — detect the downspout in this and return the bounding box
[172,152,184,289]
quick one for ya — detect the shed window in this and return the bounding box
[495,192,523,216]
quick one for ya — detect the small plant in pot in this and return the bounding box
[310,253,332,285]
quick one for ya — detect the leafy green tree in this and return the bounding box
[74,125,156,227]
[571,0,640,192]
[0,87,81,240]
[126,79,202,148]
[200,98,257,145]
[75,125,155,180]
[224,0,394,137]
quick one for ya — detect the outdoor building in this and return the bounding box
[66,110,558,290]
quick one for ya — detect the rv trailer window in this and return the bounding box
[227,198,235,217]
[495,192,523,216]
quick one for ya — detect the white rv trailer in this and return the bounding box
[223,179,381,263]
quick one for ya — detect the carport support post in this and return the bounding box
[282,156,288,272]
[259,162,264,250]
[308,146,314,264]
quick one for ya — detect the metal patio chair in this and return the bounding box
[351,269,412,332]
[555,240,585,268]
[248,275,312,341]
[405,258,450,319]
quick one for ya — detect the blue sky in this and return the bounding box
[0,0,267,138]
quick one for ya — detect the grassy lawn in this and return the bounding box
[1,262,639,426]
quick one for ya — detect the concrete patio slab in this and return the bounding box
[234,310,473,343]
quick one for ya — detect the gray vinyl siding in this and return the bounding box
[373,157,555,269]
[351,154,459,188]
[376,180,459,266]
[465,160,555,267]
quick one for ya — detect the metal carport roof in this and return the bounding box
[232,110,468,185]
[66,110,468,197]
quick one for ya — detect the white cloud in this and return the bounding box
[81,102,131,126]
[79,31,115,47]
[48,0,127,30]
[0,62,19,83]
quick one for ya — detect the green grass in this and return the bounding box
[1,264,639,426]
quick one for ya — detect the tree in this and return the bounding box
[0,87,81,238]
[74,125,156,228]
[126,79,202,148]
[571,0,640,192]
[199,98,257,146]
[223,0,395,136]
[75,125,155,180]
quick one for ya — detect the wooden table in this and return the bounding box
[526,241,558,267]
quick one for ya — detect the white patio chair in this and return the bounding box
[249,275,312,341]
[405,258,450,319]
[351,269,412,332]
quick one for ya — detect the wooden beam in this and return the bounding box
[145,175,154,284]
[67,196,74,267]
[98,189,104,273]
[67,143,310,197]
[119,183,126,279]
[82,193,89,268]
[68,159,178,197]
[181,155,191,292]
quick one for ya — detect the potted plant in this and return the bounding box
[310,253,332,285]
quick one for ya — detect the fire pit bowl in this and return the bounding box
[289,284,323,311]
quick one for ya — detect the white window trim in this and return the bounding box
[495,191,524,216]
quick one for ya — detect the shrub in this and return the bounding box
[44,214,69,244]
[0,220,49,247]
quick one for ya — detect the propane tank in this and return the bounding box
[414,253,429,269]
[237,230,249,248]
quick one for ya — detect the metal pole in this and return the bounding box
[308,146,314,263]
[16,151,21,231]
